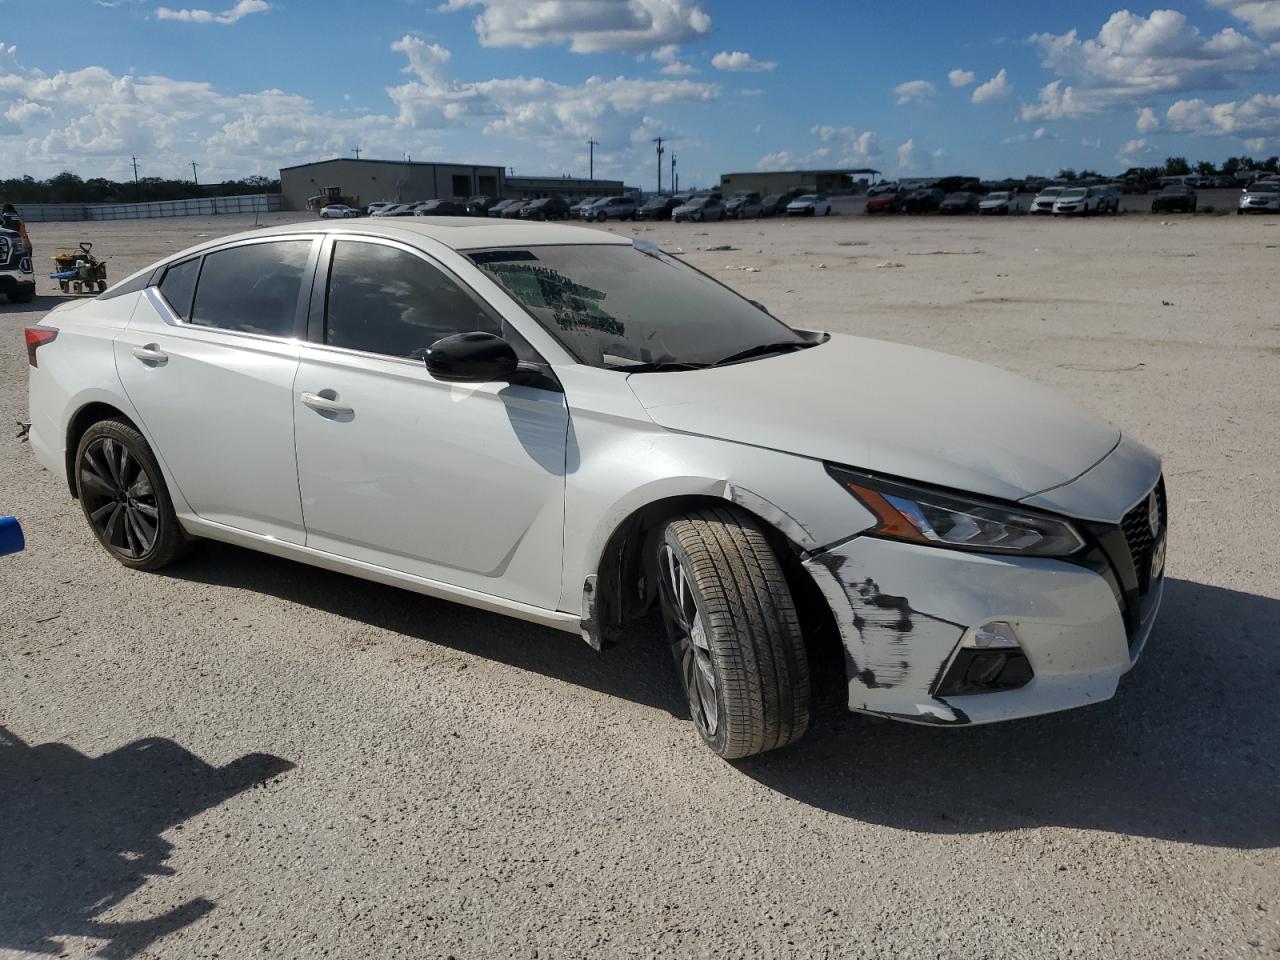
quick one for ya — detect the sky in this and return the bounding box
[1,0,1279,190]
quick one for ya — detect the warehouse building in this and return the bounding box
[718,167,882,197]
[280,158,630,211]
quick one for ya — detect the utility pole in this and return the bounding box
[353,145,361,160]
[587,138,599,180]
[191,161,199,187]
[671,152,677,194]
[130,156,140,195]
[652,137,665,194]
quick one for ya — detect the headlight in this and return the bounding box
[826,465,1085,557]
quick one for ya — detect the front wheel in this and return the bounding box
[75,418,189,570]
[656,508,811,759]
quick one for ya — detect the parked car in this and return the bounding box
[570,198,600,219]
[25,219,1168,760]
[636,196,681,221]
[487,199,520,218]
[1030,186,1065,214]
[672,195,725,222]
[414,199,470,217]
[464,196,499,216]
[724,192,763,219]
[866,181,899,197]
[1052,187,1101,216]
[1237,180,1280,214]
[0,224,35,303]
[501,200,530,219]
[760,189,806,217]
[1092,184,1120,214]
[371,203,411,217]
[786,194,832,217]
[977,191,1015,215]
[1151,184,1197,213]
[901,188,944,213]
[520,197,571,221]
[364,201,397,216]
[939,192,980,215]
[320,204,361,219]
[864,189,906,214]
[584,196,639,222]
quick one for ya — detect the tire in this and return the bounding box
[655,508,811,759]
[74,418,189,571]
[9,286,34,303]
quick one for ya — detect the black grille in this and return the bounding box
[0,237,9,265]
[1121,477,1166,599]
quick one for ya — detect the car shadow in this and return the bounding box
[0,293,76,313]
[165,545,1277,849]
[0,726,293,958]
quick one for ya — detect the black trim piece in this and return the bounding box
[96,270,151,301]
[933,649,1034,698]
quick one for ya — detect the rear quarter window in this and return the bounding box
[189,240,312,338]
[158,257,200,319]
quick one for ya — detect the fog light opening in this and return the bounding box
[934,621,1034,697]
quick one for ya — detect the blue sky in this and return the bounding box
[1,0,1278,189]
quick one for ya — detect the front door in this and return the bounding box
[292,236,569,609]
[115,236,318,543]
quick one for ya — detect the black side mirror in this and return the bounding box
[425,331,519,383]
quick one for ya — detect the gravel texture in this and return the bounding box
[1,211,1277,959]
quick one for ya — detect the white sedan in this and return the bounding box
[978,191,1016,215]
[319,204,361,219]
[25,220,1165,758]
[786,194,832,216]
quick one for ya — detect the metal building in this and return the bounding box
[279,158,506,211]
[504,175,628,200]
[718,168,882,197]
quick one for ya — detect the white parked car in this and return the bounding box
[1030,185,1064,214]
[25,220,1165,759]
[1052,187,1101,216]
[977,191,1015,215]
[319,204,361,219]
[1237,180,1280,213]
[786,194,832,216]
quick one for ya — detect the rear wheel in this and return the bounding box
[75,418,189,571]
[655,508,811,759]
[8,286,34,303]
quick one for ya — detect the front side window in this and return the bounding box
[469,244,806,370]
[159,257,200,319]
[325,241,503,359]
[190,240,311,337]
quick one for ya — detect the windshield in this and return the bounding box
[1061,188,1087,198]
[468,244,805,370]
[986,192,1010,200]
[794,195,817,202]
[1249,182,1279,192]
[1039,187,1063,198]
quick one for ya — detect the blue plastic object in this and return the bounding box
[0,516,24,556]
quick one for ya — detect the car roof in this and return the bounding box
[174,218,632,259]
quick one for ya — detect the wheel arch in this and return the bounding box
[582,490,847,706]
[63,400,140,498]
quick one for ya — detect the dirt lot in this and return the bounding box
[1,211,1278,959]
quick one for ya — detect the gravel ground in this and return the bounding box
[1,211,1278,960]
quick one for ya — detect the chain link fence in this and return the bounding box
[15,194,284,223]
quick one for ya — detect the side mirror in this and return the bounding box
[425,331,519,383]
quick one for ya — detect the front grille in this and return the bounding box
[1121,478,1166,595]
[0,237,9,265]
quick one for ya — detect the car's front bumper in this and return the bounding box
[802,453,1165,727]
[0,266,35,293]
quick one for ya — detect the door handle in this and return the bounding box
[132,344,168,365]
[300,391,354,417]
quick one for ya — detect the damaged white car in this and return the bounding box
[25,220,1165,759]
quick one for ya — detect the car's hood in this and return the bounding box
[625,334,1121,504]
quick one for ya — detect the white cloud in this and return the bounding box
[1165,92,1280,137]
[896,137,915,170]
[893,80,935,105]
[1244,136,1269,150]
[155,0,269,24]
[650,43,696,74]
[1207,0,1280,39]
[808,123,880,163]
[1136,105,1160,133]
[756,149,796,171]
[1118,137,1153,162]
[739,88,764,96]
[971,68,1011,103]
[711,50,776,72]
[1003,126,1057,145]
[439,0,712,54]
[948,68,975,87]
[1022,8,1270,120]
[1034,126,1048,140]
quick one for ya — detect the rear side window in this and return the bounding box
[159,257,200,319]
[189,240,311,337]
[325,240,502,358]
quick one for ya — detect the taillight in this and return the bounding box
[24,326,58,367]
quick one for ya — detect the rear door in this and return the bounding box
[292,235,569,608]
[115,235,319,543]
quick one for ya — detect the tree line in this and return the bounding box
[1056,155,1280,182]
[1,172,281,205]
